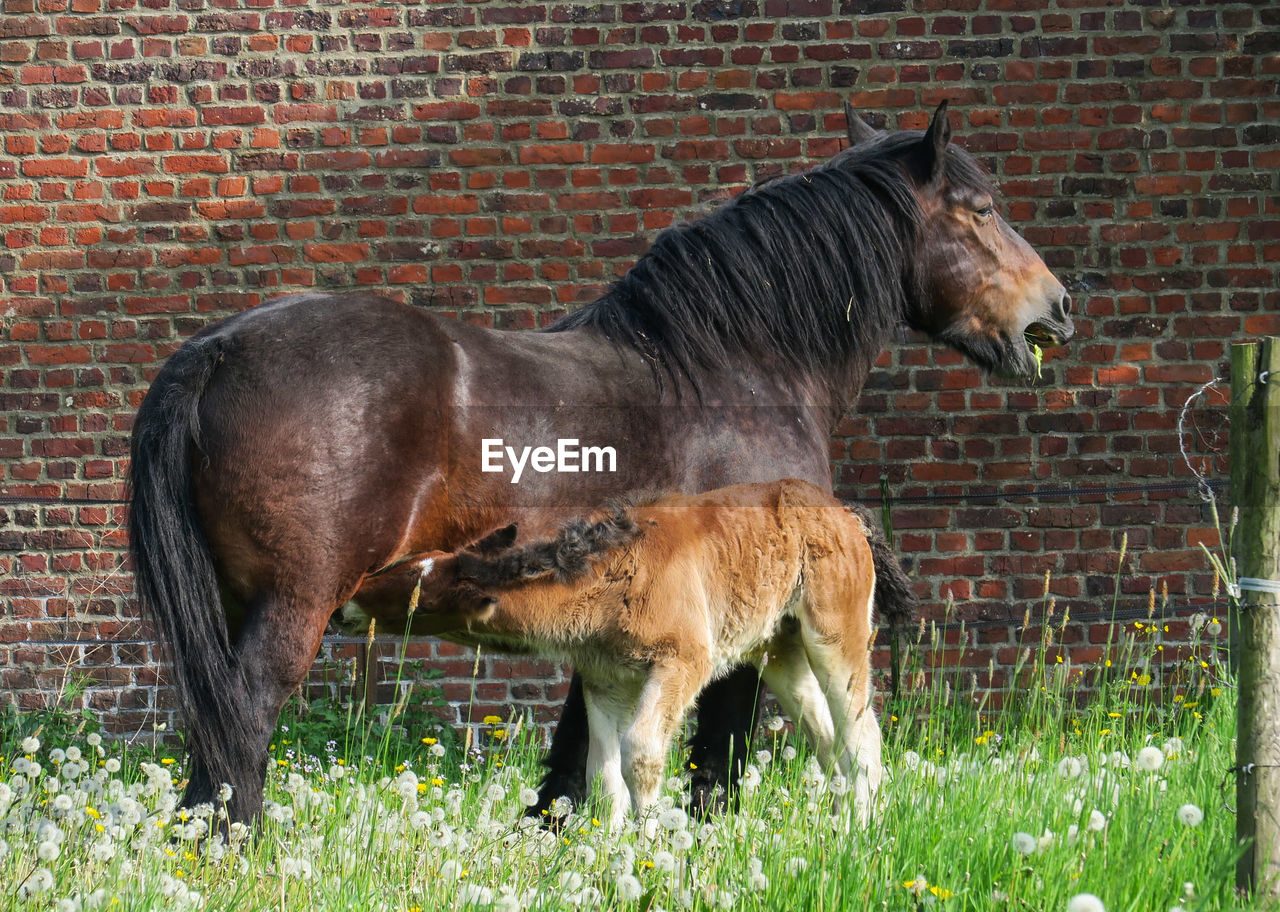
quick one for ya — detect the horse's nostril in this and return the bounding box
[1060,294,1072,317]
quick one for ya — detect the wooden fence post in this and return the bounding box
[1232,336,1280,898]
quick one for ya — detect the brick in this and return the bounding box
[0,1,1266,738]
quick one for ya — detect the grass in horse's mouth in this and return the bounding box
[1024,324,1059,347]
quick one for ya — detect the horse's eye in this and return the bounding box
[975,205,994,218]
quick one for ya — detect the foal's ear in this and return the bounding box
[916,100,952,185]
[472,523,518,555]
[844,100,878,145]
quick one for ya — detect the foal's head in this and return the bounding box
[839,102,1073,378]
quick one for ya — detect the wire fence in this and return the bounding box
[0,476,1236,651]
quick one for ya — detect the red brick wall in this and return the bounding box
[1,1,1276,734]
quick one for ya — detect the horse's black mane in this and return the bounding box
[547,131,995,397]
[456,503,643,587]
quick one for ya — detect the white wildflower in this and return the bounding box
[51,749,67,764]
[37,840,61,861]
[1136,747,1164,772]
[65,747,81,763]
[901,750,921,771]
[1066,893,1106,912]
[459,884,493,905]
[216,783,233,803]
[86,733,102,748]
[765,715,785,732]
[279,857,312,879]
[1176,804,1204,827]
[441,859,465,881]
[671,829,694,851]
[653,850,676,873]
[785,857,809,875]
[574,844,598,867]
[1162,737,1185,758]
[749,871,769,891]
[1087,809,1107,832]
[659,807,688,831]
[22,736,41,754]
[410,811,431,830]
[741,764,762,792]
[105,759,121,774]
[616,874,643,902]
[1012,832,1037,855]
[21,868,54,896]
[1057,756,1083,779]
[519,787,539,807]
[781,745,797,762]
[429,742,446,758]
[560,872,584,892]
[1037,829,1055,853]
[1206,618,1222,636]
[827,773,849,796]
[756,749,772,766]
[55,898,80,912]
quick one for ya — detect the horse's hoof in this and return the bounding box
[689,780,727,817]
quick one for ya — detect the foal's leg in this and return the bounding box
[622,659,711,818]
[581,680,635,829]
[797,611,881,825]
[759,629,839,766]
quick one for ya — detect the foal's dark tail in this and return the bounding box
[129,335,248,803]
[848,504,917,627]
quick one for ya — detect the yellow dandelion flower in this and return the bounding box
[482,715,503,725]
[930,885,954,900]
[431,777,444,787]
[1211,688,1222,697]
[421,737,437,745]
[491,729,508,740]
[160,758,176,766]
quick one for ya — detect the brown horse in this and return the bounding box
[128,103,1072,823]
[361,480,916,827]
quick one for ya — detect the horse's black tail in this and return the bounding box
[848,505,917,627]
[129,335,248,802]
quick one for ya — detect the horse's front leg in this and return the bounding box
[623,658,711,820]
[527,673,591,821]
[687,664,764,815]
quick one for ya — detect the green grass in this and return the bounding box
[0,610,1264,912]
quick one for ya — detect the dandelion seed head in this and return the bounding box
[653,850,676,872]
[781,746,797,762]
[765,716,785,732]
[1066,893,1106,912]
[1057,756,1083,779]
[1136,746,1164,772]
[1176,804,1204,827]
[785,856,809,875]
[671,829,694,851]
[22,736,40,754]
[1087,809,1107,832]
[485,783,506,803]
[1012,831,1037,855]
[616,874,643,902]
[1162,737,1185,758]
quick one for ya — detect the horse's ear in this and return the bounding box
[917,100,952,184]
[472,523,518,555]
[844,100,877,145]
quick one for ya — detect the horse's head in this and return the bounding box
[844,102,1074,378]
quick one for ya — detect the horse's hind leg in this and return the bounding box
[185,587,334,823]
[759,626,838,766]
